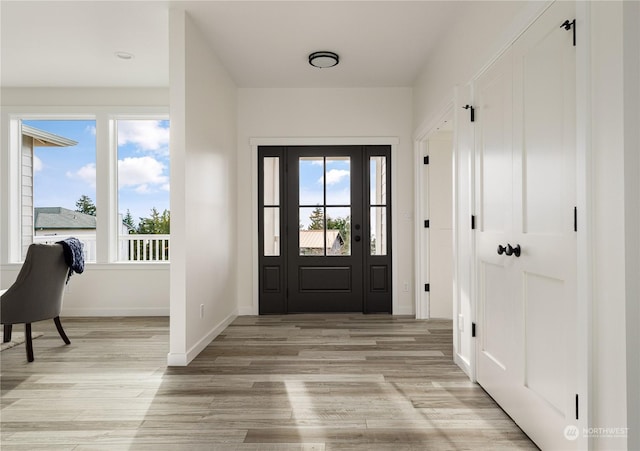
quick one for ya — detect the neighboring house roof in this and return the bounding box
[34,207,96,230]
[22,124,78,147]
[299,230,342,249]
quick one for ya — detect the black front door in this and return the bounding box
[258,145,391,314]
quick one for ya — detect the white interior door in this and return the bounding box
[427,132,453,319]
[475,2,577,449]
[475,46,516,403]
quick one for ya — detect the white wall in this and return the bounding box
[623,4,640,449]
[413,1,546,130]
[168,10,238,366]
[0,87,170,316]
[236,87,414,315]
[591,2,638,448]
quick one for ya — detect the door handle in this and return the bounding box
[497,244,507,255]
[505,244,521,257]
[354,235,361,242]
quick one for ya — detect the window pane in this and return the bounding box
[326,157,350,205]
[24,119,97,262]
[370,207,387,256]
[263,157,279,206]
[116,120,170,262]
[326,207,350,256]
[263,207,280,256]
[299,207,324,256]
[299,157,323,206]
[370,156,387,205]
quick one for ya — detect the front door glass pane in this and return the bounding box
[325,157,350,205]
[299,206,324,255]
[326,207,351,255]
[299,157,324,206]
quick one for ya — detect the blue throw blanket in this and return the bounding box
[57,237,85,282]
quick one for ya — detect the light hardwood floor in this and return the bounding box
[1,315,537,450]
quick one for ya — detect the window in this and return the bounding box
[116,120,170,262]
[298,156,351,256]
[22,119,97,262]
[370,156,387,255]
[10,113,169,264]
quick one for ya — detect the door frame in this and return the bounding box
[413,103,454,321]
[249,137,400,316]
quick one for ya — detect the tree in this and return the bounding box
[122,209,136,233]
[75,195,96,216]
[137,207,170,234]
[307,207,324,230]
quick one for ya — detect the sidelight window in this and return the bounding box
[263,157,280,256]
[370,156,387,255]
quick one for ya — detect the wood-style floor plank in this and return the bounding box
[1,315,537,450]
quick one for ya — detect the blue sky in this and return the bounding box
[26,119,170,227]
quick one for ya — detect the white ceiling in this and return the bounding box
[1,1,465,89]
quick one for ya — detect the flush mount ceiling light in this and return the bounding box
[114,51,134,60]
[308,51,339,68]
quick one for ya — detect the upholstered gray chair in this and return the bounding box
[1,243,71,362]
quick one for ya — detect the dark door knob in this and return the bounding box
[497,245,507,255]
[506,244,521,257]
[354,235,361,242]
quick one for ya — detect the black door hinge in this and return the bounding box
[472,322,476,337]
[575,394,579,420]
[463,105,475,122]
[574,206,577,232]
[424,220,430,228]
[471,215,476,230]
[561,19,576,46]
[423,155,429,165]
[424,283,430,292]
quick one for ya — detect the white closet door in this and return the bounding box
[475,48,516,402]
[475,1,577,449]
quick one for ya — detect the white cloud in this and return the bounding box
[161,183,170,192]
[118,156,168,191]
[67,163,96,187]
[134,184,150,194]
[85,125,96,136]
[117,120,169,152]
[33,155,43,173]
[321,169,350,186]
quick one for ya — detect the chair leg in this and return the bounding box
[25,323,34,362]
[3,324,12,343]
[54,316,71,345]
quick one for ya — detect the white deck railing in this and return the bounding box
[120,234,170,262]
[33,234,170,262]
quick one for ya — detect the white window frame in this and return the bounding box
[112,114,171,263]
[2,106,169,266]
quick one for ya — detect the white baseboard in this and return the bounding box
[454,352,473,380]
[167,309,238,367]
[394,305,415,316]
[62,308,169,317]
[237,306,256,316]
